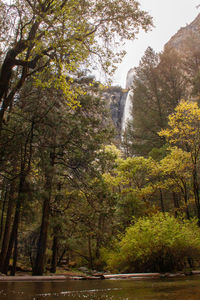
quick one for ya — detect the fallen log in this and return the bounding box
[104,273,161,279]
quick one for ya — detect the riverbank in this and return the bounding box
[0,271,200,281]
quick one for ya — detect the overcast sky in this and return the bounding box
[112,0,200,88]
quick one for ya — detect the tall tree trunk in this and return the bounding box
[33,152,55,275]
[172,192,180,218]
[0,21,41,133]
[183,184,190,220]
[2,196,21,274]
[0,181,16,272]
[95,238,100,260]
[10,229,18,276]
[50,235,58,273]
[32,189,51,275]
[95,214,103,260]
[0,120,34,273]
[1,174,25,275]
[88,234,93,270]
[192,168,200,225]
[57,248,67,266]
[0,183,8,244]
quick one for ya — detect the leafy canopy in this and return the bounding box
[104,213,200,273]
[0,0,152,124]
[159,100,200,160]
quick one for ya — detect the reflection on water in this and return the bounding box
[0,276,200,300]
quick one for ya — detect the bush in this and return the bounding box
[103,213,200,273]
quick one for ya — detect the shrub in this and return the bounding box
[104,213,200,273]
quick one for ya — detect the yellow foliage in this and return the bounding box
[159,100,200,150]
[103,144,122,158]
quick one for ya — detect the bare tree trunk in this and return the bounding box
[1,174,25,275]
[193,168,200,225]
[172,192,180,218]
[32,189,51,275]
[95,214,103,260]
[10,230,18,276]
[57,248,67,266]
[183,184,190,220]
[0,119,34,273]
[2,196,20,274]
[0,182,16,272]
[50,235,58,273]
[0,21,41,132]
[88,235,93,270]
[0,183,8,244]
[33,152,55,275]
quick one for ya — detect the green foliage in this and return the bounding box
[0,0,153,128]
[104,213,200,273]
[115,193,145,229]
[123,47,188,156]
[0,73,115,274]
[149,145,169,161]
[4,6,200,275]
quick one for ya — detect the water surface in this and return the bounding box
[0,276,200,299]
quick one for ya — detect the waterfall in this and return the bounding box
[121,89,133,133]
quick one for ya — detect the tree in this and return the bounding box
[159,147,193,219]
[0,103,35,274]
[0,71,116,274]
[123,47,188,156]
[104,213,200,273]
[103,155,161,227]
[124,47,163,156]
[27,79,115,275]
[159,100,200,223]
[0,0,152,131]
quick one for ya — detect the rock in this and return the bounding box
[78,267,90,273]
[126,68,135,89]
[165,13,200,55]
[102,86,127,135]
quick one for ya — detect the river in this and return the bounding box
[0,276,200,299]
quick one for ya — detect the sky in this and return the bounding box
[112,0,200,88]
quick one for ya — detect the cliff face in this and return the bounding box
[165,13,200,54]
[102,86,127,134]
[103,67,135,134]
[104,70,134,135]
[126,68,135,89]
[108,13,200,134]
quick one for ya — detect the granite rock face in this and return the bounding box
[119,13,200,133]
[164,13,200,53]
[103,68,135,135]
[126,68,135,89]
[103,66,135,135]
[102,86,127,135]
